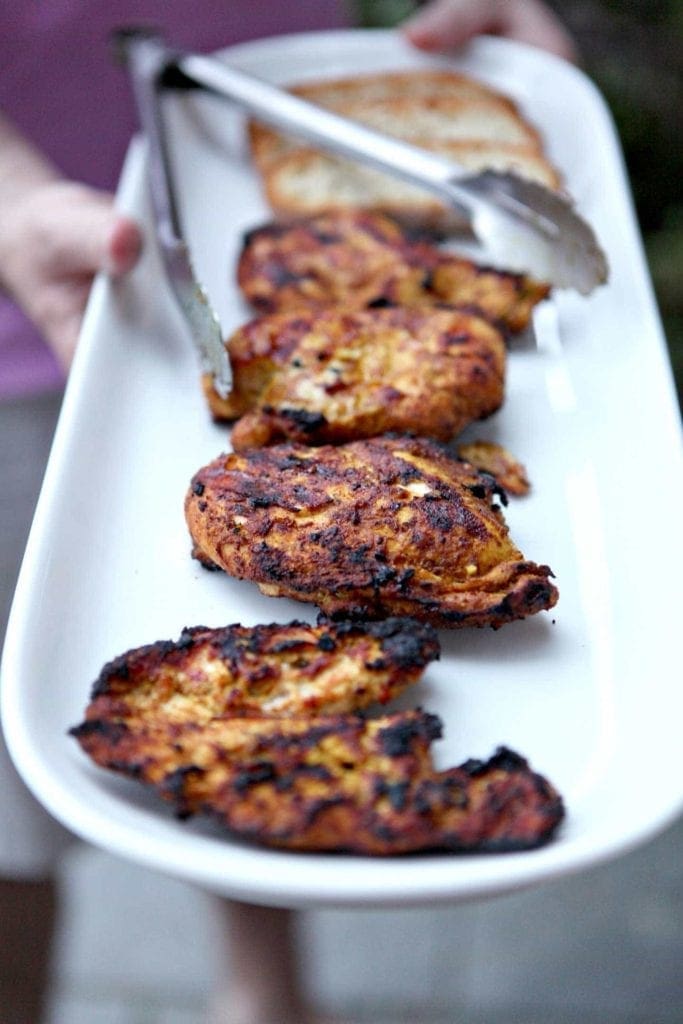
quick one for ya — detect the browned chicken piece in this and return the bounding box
[237,209,426,314]
[236,209,550,334]
[207,306,505,450]
[202,310,320,421]
[458,440,531,496]
[429,254,550,333]
[71,703,564,855]
[78,618,440,724]
[185,435,558,628]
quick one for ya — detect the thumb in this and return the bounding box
[403,0,495,51]
[44,182,142,277]
[106,213,143,276]
[403,0,577,62]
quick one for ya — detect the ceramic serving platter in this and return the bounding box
[2,30,681,908]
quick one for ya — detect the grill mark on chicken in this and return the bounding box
[185,435,558,629]
[88,618,439,723]
[205,306,506,448]
[236,209,549,333]
[71,617,563,854]
[71,712,565,854]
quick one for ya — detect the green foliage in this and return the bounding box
[571,5,682,407]
[350,0,419,28]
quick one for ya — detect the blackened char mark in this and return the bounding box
[378,712,443,757]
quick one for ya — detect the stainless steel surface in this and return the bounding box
[178,49,609,294]
[114,29,231,399]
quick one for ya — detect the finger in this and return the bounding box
[504,0,578,62]
[50,306,85,372]
[33,276,92,372]
[42,183,142,277]
[106,215,143,276]
[403,0,577,63]
[403,0,500,51]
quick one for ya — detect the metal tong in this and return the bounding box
[174,46,608,296]
[115,29,231,398]
[116,28,609,394]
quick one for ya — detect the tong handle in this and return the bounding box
[113,28,231,398]
[177,51,470,211]
[113,28,184,248]
[114,28,607,294]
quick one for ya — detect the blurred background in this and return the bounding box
[355,0,683,409]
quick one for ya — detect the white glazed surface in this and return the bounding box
[2,30,682,908]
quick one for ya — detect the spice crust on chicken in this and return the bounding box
[185,435,558,629]
[71,620,564,855]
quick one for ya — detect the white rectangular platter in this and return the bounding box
[2,30,682,908]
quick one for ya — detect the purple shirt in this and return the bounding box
[0,1,349,397]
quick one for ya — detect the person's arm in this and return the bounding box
[0,113,142,371]
[403,0,577,63]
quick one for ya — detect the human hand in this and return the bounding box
[403,0,577,63]
[0,180,142,371]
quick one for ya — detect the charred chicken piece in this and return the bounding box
[236,209,549,333]
[203,310,320,422]
[71,704,564,855]
[79,618,440,724]
[185,435,558,628]
[208,306,506,449]
[457,440,531,496]
[237,209,426,314]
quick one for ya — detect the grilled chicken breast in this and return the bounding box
[236,209,549,333]
[185,435,558,628]
[72,711,563,854]
[206,306,506,450]
[70,620,563,854]
[77,618,440,723]
[457,440,531,496]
